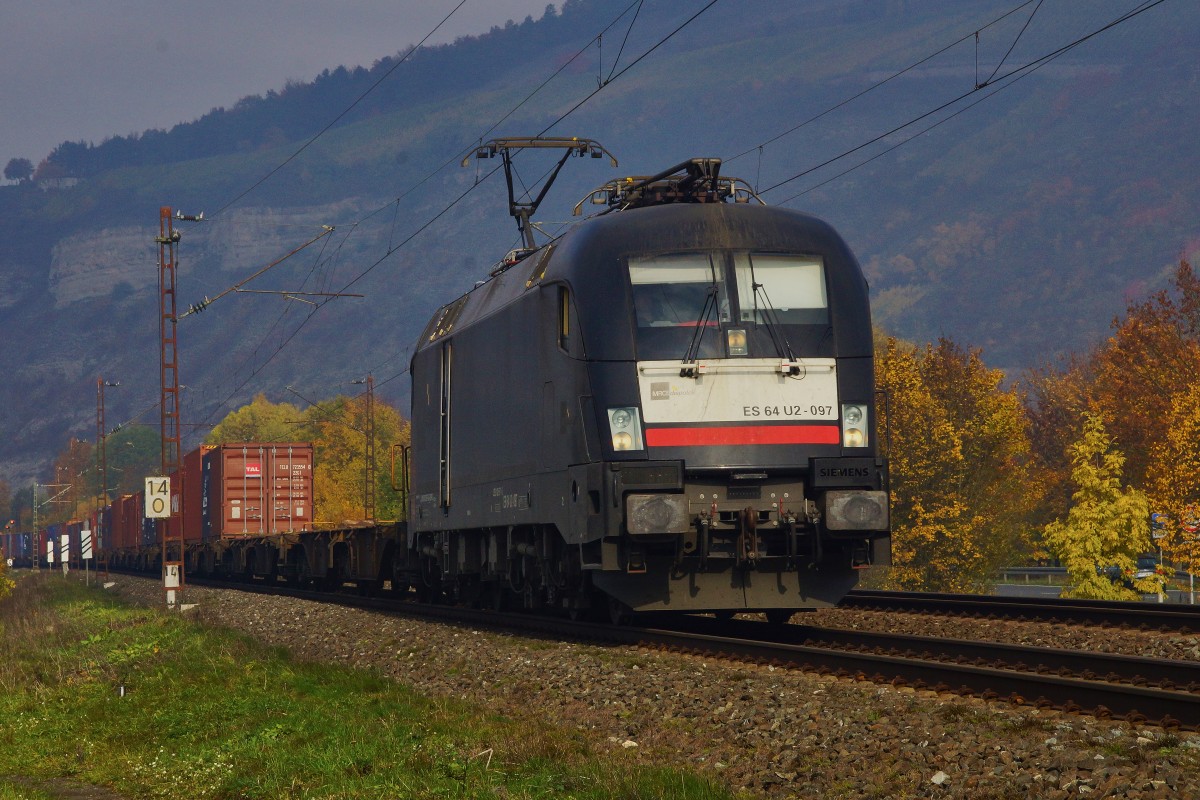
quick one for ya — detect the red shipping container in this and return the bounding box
[112,493,142,550]
[203,443,314,538]
[165,445,213,543]
[108,495,127,550]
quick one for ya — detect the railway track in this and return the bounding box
[843,589,1200,632]
[155,573,1200,731]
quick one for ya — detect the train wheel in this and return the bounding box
[608,597,630,625]
[484,583,507,612]
[765,610,794,625]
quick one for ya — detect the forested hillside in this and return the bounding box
[0,0,1195,484]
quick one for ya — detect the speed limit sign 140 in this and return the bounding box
[145,477,170,519]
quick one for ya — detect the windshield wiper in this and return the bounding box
[752,281,800,373]
[680,285,718,377]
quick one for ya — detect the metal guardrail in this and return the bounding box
[997,567,1066,584]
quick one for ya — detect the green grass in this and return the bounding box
[0,782,54,800]
[0,573,732,800]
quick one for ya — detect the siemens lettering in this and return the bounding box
[819,467,873,478]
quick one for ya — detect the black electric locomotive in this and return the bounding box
[407,150,889,620]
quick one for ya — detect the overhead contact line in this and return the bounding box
[210,0,470,219]
[758,0,1171,198]
[725,0,1041,167]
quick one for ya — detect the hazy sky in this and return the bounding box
[1,0,554,166]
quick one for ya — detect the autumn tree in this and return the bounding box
[1029,261,1200,494]
[207,392,412,524]
[1087,263,1200,488]
[1143,389,1200,577]
[1023,356,1093,533]
[50,437,95,523]
[301,394,411,524]
[1043,414,1154,600]
[205,393,303,444]
[875,335,1035,592]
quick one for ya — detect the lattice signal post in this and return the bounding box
[155,207,201,608]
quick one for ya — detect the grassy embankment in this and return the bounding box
[0,572,731,800]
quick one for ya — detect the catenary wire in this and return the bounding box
[210,0,469,219]
[759,0,1169,196]
[982,0,1045,87]
[776,47,1052,205]
[725,0,1040,165]
[537,0,722,135]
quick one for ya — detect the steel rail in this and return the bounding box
[677,617,1200,692]
[843,589,1200,632]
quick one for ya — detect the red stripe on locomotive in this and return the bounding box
[645,424,841,447]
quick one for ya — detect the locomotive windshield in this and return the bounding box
[734,254,828,326]
[628,251,829,360]
[629,253,729,360]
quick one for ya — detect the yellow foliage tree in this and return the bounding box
[302,395,411,524]
[1043,414,1154,600]
[1087,268,1200,489]
[875,336,1034,592]
[205,393,303,444]
[206,392,412,526]
[50,437,95,523]
[1144,390,1200,582]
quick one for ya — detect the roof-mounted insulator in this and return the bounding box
[573,158,765,215]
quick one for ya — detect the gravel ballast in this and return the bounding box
[100,576,1200,799]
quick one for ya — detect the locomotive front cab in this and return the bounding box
[562,198,890,612]
[616,247,887,561]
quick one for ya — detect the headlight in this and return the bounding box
[626,494,691,534]
[841,404,868,448]
[608,407,644,451]
[726,328,747,356]
[825,490,889,531]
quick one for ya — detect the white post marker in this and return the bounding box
[60,534,69,576]
[164,563,180,609]
[46,538,54,565]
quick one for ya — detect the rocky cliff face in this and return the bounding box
[49,226,156,307]
[0,268,35,310]
[47,201,368,309]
